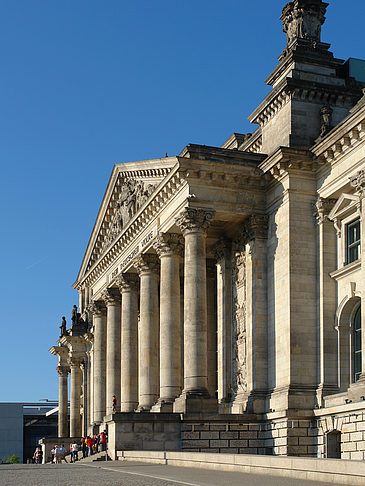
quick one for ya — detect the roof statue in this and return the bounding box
[281,0,328,50]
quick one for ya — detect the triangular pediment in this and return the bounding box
[328,193,359,221]
[75,157,178,285]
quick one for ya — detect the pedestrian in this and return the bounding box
[86,436,93,456]
[112,394,117,413]
[81,437,87,458]
[94,434,99,453]
[59,444,67,463]
[51,446,56,464]
[71,441,79,462]
[100,431,107,452]
[54,445,62,464]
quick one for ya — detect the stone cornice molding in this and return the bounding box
[314,197,337,224]
[100,288,121,306]
[312,105,365,164]
[116,273,139,292]
[259,147,318,179]
[133,253,160,276]
[86,301,106,317]
[176,208,215,235]
[153,233,184,258]
[249,77,359,129]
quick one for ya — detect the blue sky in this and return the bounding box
[0,0,364,402]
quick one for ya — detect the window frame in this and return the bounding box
[346,218,361,265]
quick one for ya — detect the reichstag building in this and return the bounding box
[49,0,365,460]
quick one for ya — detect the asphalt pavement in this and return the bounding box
[0,461,345,486]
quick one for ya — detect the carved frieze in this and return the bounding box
[231,238,248,396]
[102,178,156,253]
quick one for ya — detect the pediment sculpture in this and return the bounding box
[102,179,156,253]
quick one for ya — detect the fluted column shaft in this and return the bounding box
[57,366,69,438]
[154,234,183,404]
[118,274,139,412]
[89,302,107,423]
[176,208,214,394]
[102,289,121,415]
[134,254,160,410]
[70,358,82,438]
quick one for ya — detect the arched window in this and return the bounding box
[353,306,362,382]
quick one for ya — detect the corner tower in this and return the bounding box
[248,0,363,155]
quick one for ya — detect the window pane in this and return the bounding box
[353,307,362,382]
[347,219,361,264]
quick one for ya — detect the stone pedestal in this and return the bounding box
[134,254,160,411]
[117,274,139,412]
[102,288,121,415]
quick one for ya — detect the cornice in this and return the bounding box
[258,147,319,179]
[248,77,360,129]
[311,104,365,164]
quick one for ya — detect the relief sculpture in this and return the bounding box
[102,179,155,252]
[231,243,248,396]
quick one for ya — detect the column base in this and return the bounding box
[173,390,217,413]
[150,398,174,412]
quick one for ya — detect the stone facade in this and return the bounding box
[49,0,365,460]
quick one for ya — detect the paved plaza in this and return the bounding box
[0,462,344,486]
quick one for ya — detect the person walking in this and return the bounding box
[86,436,94,456]
[71,441,79,462]
[81,437,87,458]
[100,431,107,452]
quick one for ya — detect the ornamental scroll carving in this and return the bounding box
[102,179,156,252]
[231,238,248,396]
[281,0,328,48]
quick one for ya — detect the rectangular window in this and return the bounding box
[354,307,362,383]
[347,219,361,264]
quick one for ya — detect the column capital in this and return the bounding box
[86,301,106,317]
[116,273,139,292]
[243,214,269,241]
[57,365,69,377]
[133,253,159,275]
[100,288,121,306]
[314,197,337,224]
[213,238,231,262]
[153,232,184,258]
[175,208,215,235]
[69,356,83,368]
[350,170,365,198]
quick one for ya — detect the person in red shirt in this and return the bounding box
[100,430,107,452]
[86,436,94,456]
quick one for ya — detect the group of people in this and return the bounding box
[81,430,108,457]
[50,443,79,464]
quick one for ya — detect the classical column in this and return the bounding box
[151,233,183,411]
[134,254,160,411]
[57,365,69,438]
[206,258,218,399]
[117,273,139,412]
[315,197,338,403]
[101,288,121,415]
[87,301,107,423]
[174,208,215,411]
[69,356,82,438]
